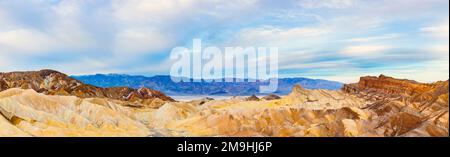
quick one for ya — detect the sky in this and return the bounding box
[0,0,449,83]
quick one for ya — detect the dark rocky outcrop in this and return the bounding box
[262,94,281,100]
[245,95,260,101]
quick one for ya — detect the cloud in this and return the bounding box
[47,0,95,48]
[430,44,449,55]
[421,20,449,39]
[298,0,358,9]
[109,0,260,57]
[0,26,93,55]
[242,26,328,39]
[109,0,258,32]
[345,34,400,43]
[421,20,450,57]
[357,0,448,21]
[0,0,95,55]
[0,29,56,54]
[114,28,175,55]
[111,0,196,24]
[281,60,353,70]
[0,9,13,29]
[231,26,330,48]
[0,0,448,83]
[341,45,390,57]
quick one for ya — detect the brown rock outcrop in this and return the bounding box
[343,75,447,99]
[0,70,174,108]
[262,94,281,100]
[343,75,449,136]
[245,95,260,101]
[0,80,7,91]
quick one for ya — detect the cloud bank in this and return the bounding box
[0,0,448,83]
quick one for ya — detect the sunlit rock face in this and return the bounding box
[146,84,373,137]
[343,75,449,137]
[0,89,152,137]
[0,72,448,137]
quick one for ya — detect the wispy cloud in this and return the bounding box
[345,34,400,43]
[341,45,391,57]
[298,0,358,9]
[421,21,449,39]
[114,28,175,56]
[231,26,330,48]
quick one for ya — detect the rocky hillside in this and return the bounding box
[0,88,151,136]
[0,73,448,137]
[0,70,174,108]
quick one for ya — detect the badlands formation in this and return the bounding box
[0,70,448,137]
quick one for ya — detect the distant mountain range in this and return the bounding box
[72,74,343,95]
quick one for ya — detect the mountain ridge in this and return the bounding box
[72,74,344,95]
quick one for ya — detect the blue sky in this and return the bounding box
[0,0,448,83]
